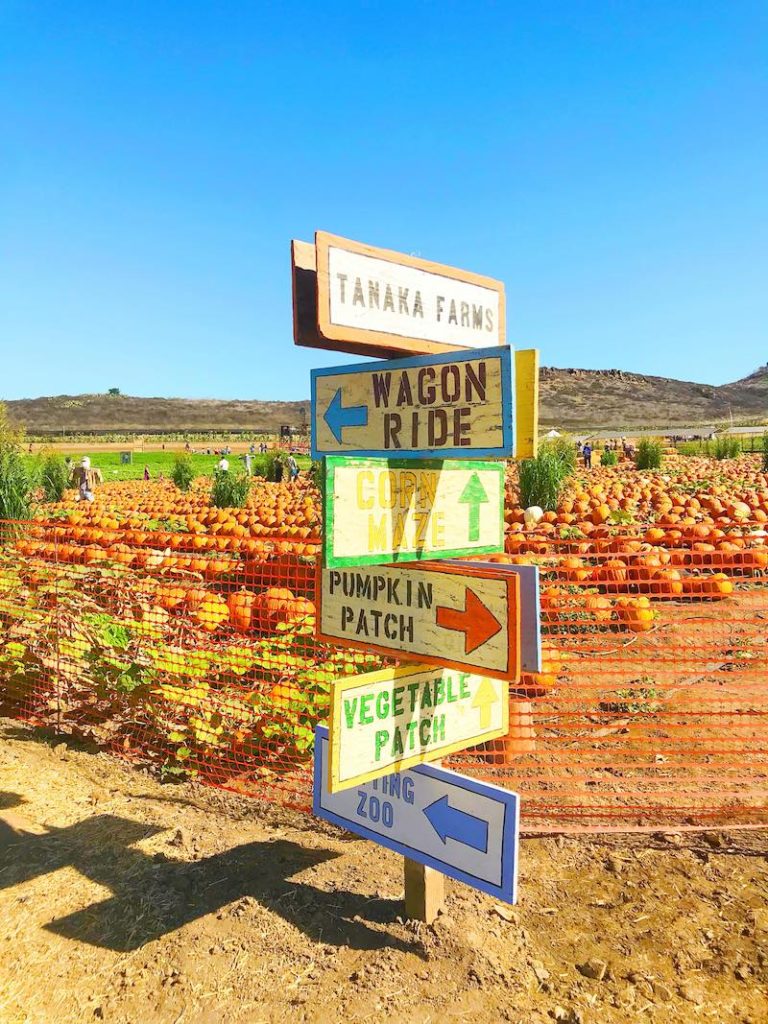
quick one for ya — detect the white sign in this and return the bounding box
[315,232,506,356]
[328,248,500,348]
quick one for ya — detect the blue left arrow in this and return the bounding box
[423,795,489,853]
[323,388,369,444]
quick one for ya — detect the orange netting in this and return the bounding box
[1,464,767,831]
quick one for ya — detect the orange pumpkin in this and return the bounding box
[227,589,258,632]
[593,559,628,592]
[251,587,297,631]
[512,643,568,699]
[192,593,230,632]
[649,568,684,598]
[615,596,655,632]
[156,584,187,610]
[584,593,613,623]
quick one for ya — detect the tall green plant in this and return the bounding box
[211,469,251,509]
[600,448,619,467]
[713,436,740,460]
[762,435,768,473]
[252,451,289,482]
[171,453,195,491]
[40,452,69,502]
[635,438,663,470]
[540,434,577,475]
[518,451,566,511]
[0,404,35,534]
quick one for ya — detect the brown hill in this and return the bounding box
[4,394,310,436]
[4,365,768,435]
[540,365,768,430]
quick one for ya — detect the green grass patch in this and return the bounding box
[23,450,311,483]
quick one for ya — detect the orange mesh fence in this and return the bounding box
[1,477,767,831]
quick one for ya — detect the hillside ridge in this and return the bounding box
[4,364,768,433]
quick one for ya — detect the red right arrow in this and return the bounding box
[435,588,502,654]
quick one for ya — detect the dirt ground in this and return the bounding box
[1,720,767,1024]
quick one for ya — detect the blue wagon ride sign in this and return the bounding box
[310,346,514,460]
[323,457,505,568]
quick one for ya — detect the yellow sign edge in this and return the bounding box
[514,348,539,459]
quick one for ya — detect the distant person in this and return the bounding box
[288,453,299,480]
[582,443,592,470]
[217,455,230,473]
[249,443,256,455]
[143,465,150,481]
[185,441,191,452]
[71,456,103,502]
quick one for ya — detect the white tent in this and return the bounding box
[544,429,561,438]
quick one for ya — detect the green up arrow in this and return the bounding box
[458,471,489,543]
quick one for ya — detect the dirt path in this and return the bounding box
[1,720,767,1024]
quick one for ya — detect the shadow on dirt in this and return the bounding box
[0,793,413,955]
[0,790,26,810]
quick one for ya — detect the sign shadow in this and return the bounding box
[0,799,416,956]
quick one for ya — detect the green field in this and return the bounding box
[26,450,312,483]
[677,436,766,457]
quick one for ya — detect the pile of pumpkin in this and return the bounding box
[35,477,320,541]
[506,453,768,536]
[148,582,316,636]
[16,527,317,581]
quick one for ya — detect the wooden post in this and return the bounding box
[404,857,445,923]
[515,348,540,459]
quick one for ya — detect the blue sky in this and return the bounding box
[1,2,766,400]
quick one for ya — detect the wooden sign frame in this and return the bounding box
[309,231,506,358]
[316,561,521,682]
[450,560,542,673]
[515,349,539,459]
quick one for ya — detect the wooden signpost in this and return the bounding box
[514,348,539,459]
[316,562,520,682]
[328,664,508,793]
[294,228,533,921]
[311,345,515,460]
[323,457,504,568]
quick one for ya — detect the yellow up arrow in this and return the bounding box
[471,678,500,730]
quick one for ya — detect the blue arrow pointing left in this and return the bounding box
[423,795,489,853]
[323,388,369,444]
